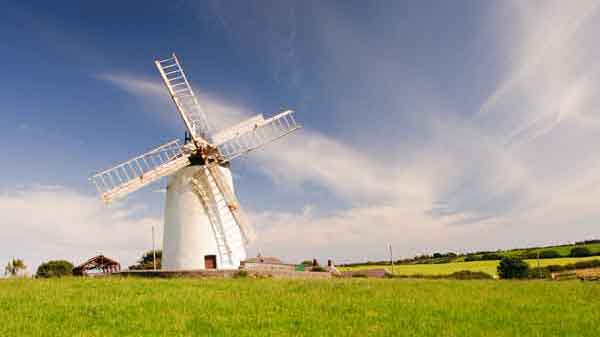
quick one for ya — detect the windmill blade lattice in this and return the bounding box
[190,169,235,267]
[155,53,212,144]
[216,110,300,162]
[90,139,191,203]
[206,164,257,244]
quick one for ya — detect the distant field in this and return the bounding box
[501,242,600,257]
[340,256,600,276]
[1,277,599,336]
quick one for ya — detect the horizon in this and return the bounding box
[2,0,600,272]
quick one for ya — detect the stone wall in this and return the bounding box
[241,261,296,272]
[248,270,332,279]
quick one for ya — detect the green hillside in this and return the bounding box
[340,256,600,277]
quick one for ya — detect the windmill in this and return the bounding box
[90,53,301,270]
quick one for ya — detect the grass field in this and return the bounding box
[340,256,600,276]
[503,242,600,257]
[0,277,599,336]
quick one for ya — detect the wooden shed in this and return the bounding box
[73,255,121,276]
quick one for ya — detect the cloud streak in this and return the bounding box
[0,185,161,273]
[26,2,600,265]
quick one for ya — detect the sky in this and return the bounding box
[2,0,600,273]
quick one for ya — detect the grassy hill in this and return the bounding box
[340,256,600,277]
[1,277,599,336]
[462,242,600,261]
[340,241,600,267]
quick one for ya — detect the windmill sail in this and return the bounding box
[155,53,211,144]
[190,169,235,267]
[216,110,301,161]
[90,139,191,203]
[206,164,256,243]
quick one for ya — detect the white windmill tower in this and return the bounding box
[90,53,301,270]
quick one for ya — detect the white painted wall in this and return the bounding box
[162,165,247,270]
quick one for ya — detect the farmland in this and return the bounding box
[340,256,600,276]
[1,277,599,337]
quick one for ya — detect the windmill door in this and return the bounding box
[204,255,217,269]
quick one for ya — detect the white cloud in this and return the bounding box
[478,0,600,144]
[90,1,600,263]
[0,185,160,273]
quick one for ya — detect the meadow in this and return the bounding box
[340,256,600,277]
[1,277,599,337]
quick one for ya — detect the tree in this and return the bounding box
[497,256,529,279]
[36,260,74,278]
[129,250,162,270]
[4,259,27,277]
[570,246,591,257]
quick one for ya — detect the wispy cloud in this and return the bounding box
[0,185,161,272]
[478,0,600,145]
[89,1,600,262]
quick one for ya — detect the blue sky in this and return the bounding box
[2,1,600,271]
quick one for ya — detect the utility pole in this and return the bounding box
[388,243,394,275]
[152,224,157,270]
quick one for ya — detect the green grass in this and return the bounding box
[341,256,600,276]
[1,277,599,336]
[504,243,600,257]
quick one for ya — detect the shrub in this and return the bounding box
[36,260,74,278]
[573,259,600,269]
[480,253,502,261]
[447,270,493,280]
[351,273,367,278]
[546,264,565,272]
[527,267,552,279]
[464,255,481,262]
[539,250,560,259]
[570,247,591,257]
[433,257,451,264]
[234,270,248,278]
[497,257,529,279]
[311,266,327,272]
[522,251,536,259]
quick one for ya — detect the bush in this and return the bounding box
[433,257,452,264]
[497,257,529,279]
[234,270,248,278]
[464,255,481,262]
[570,247,592,257]
[447,270,493,280]
[311,266,327,272]
[573,259,600,269]
[539,250,561,259]
[546,264,565,272]
[527,267,552,279]
[36,260,74,278]
[480,253,502,261]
